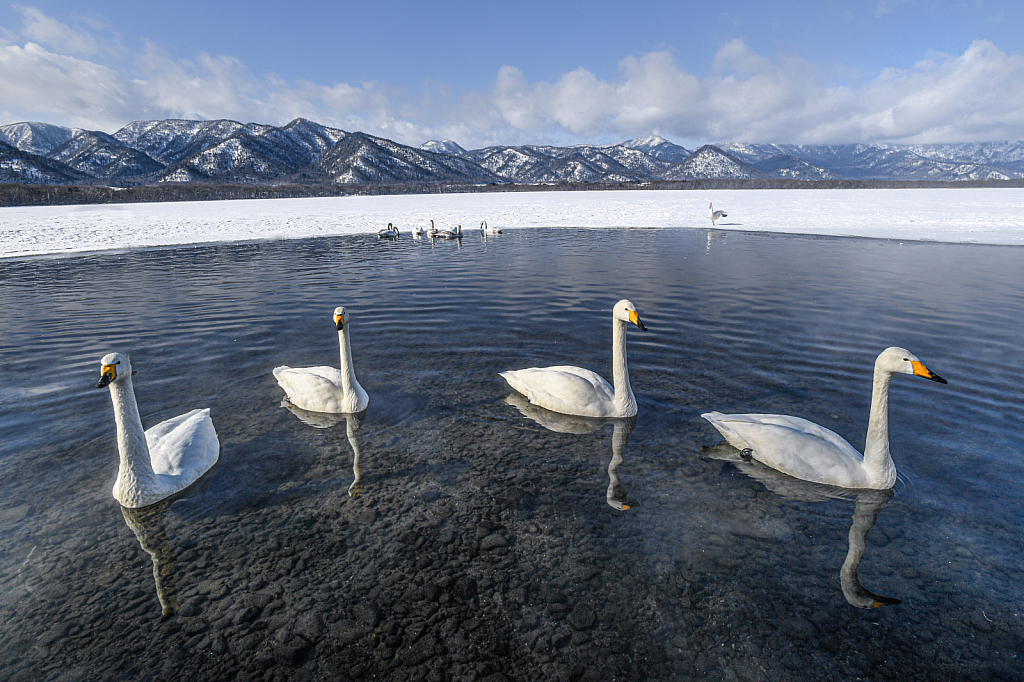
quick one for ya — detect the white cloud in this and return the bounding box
[1,7,1023,148]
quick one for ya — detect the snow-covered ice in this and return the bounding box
[1,187,1022,259]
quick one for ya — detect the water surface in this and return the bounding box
[1,228,1022,681]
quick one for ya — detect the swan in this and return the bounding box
[411,222,425,236]
[96,353,220,509]
[500,299,647,418]
[702,347,946,489]
[434,224,462,239]
[708,202,727,225]
[377,223,399,239]
[273,306,369,414]
[480,220,501,234]
[427,219,439,237]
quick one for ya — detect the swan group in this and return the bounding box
[377,223,399,239]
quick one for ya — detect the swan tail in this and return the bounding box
[701,412,751,451]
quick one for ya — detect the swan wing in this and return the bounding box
[145,408,220,479]
[501,365,617,417]
[273,365,347,412]
[702,412,870,487]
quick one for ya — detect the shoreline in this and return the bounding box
[2,187,1023,259]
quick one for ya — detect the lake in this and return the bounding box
[0,227,1021,681]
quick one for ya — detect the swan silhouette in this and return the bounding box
[501,299,647,418]
[702,347,946,489]
[96,353,220,508]
[281,401,366,498]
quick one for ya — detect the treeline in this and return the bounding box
[2,178,1023,208]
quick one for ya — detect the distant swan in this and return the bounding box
[501,299,647,418]
[427,219,439,237]
[411,222,425,236]
[273,306,369,414]
[702,347,947,489]
[96,353,220,508]
[480,220,501,234]
[708,202,727,225]
[377,223,399,238]
[434,224,462,239]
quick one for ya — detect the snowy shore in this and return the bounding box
[2,187,1022,259]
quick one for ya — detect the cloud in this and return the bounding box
[1,7,1023,148]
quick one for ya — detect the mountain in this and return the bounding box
[420,140,468,156]
[3,116,1024,187]
[621,135,691,163]
[0,122,79,155]
[46,130,164,180]
[664,145,765,180]
[0,140,93,184]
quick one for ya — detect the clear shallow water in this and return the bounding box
[0,228,1022,681]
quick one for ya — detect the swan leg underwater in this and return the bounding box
[97,353,220,508]
[702,347,946,489]
[501,299,647,418]
[274,306,369,414]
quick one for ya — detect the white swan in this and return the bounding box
[709,202,727,225]
[480,220,501,234]
[427,219,439,237]
[377,223,399,239]
[274,306,369,414]
[434,224,462,239]
[702,347,946,489]
[500,299,647,418]
[96,353,220,509]
[411,222,425,236]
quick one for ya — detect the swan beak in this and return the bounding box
[869,596,902,608]
[628,310,648,331]
[335,313,345,330]
[96,363,117,388]
[912,361,947,384]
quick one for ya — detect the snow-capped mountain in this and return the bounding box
[0,122,79,156]
[621,135,691,163]
[2,116,1024,188]
[47,130,163,179]
[664,145,765,180]
[420,140,469,156]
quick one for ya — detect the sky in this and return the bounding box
[1,1,1023,149]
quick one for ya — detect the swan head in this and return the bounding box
[876,347,947,384]
[613,299,647,331]
[334,306,349,331]
[96,352,133,388]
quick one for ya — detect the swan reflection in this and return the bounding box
[502,392,636,510]
[281,400,366,498]
[120,500,179,620]
[704,442,901,608]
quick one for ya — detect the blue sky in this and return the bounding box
[1,1,1023,148]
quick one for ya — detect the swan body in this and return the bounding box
[435,224,462,239]
[411,223,425,236]
[709,202,727,225]
[96,353,219,509]
[377,223,399,239]
[427,220,439,237]
[501,299,647,418]
[480,220,501,234]
[702,347,946,489]
[274,306,369,414]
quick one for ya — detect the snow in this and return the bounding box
[1,187,1022,259]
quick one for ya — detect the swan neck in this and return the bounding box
[611,318,636,415]
[840,493,891,607]
[862,363,896,487]
[338,327,359,393]
[108,378,159,503]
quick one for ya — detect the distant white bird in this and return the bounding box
[480,220,502,234]
[434,224,462,239]
[709,202,727,225]
[377,223,399,239]
[411,222,425,236]
[96,353,220,508]
[427,219,439,237]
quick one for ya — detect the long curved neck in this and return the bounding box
[338,327,359,394]
[862,362,897,488]
[347,415,363,497]
[611,318,636,415]
[841,492,896,607]
[109,378,159,504]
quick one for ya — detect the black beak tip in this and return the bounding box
[932,374,948,385]
[637,320,648,331]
